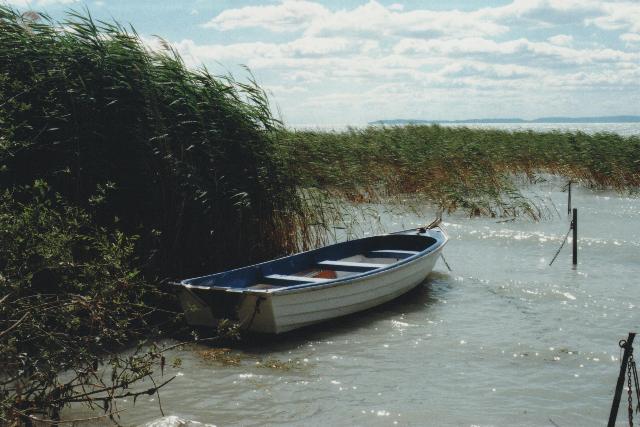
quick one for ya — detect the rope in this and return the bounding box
[440,253,452,272]
[425,215,442,230]
[420,214,451,271]
[549,222,573,266]
[242,296,264,331]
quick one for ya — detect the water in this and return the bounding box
[71,180,640,426]
[294,122,640,136]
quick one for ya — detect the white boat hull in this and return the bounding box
[248,247,440,333]
[177,228,448,334]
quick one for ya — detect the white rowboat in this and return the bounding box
[174,227,448,334]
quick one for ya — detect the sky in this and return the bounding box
[5,0,640,125]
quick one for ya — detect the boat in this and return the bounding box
[173,225,448,334]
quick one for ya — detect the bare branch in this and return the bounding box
[13,408,127,425]
[0,313,29,339]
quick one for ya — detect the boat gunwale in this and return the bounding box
[173,228,448,295]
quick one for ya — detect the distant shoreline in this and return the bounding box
[370,115,640,125]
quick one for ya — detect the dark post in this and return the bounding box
[567,181,572,215]
[572,208,577,265]
[608,332,636,427]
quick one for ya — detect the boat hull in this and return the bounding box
[254,247,441,333]
[176,228,448,334]
[181,243,443,334]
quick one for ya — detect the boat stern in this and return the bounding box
[176,284,278,333]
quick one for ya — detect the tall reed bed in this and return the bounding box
[0,7,303,278]
[277,125,640,220]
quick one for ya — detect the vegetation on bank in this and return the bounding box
[0,189,177,422]
[0,6,295,423]
[1,5,640,424]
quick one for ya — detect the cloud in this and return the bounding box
[586,2,640,33]
[620,32,640,47]
[264,84,308,95]
[202,0,329,32]
[206,0,509,38]
[547,34,573,46]
[170,36,376,68]
[439,61,537,79]
[308,1,509,38]
[393,37,639,66]
[192,0,640,124]
[484,0,604,23]
[202,0,628,40]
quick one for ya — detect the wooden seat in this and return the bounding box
[249,284,282,290]
[265,274,330,283]
[368,250,419,258]
[317,260,387,270]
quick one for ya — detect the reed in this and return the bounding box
[0,6,303,279]
[277,125,640,221]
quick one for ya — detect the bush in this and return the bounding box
[0,187,176,422]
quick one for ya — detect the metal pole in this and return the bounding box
[572,208,577,266]
[567,181,572,215]
[608,332,636,427]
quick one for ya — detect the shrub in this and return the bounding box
[0,187,176,422]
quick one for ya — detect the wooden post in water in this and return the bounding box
[608,332,636,427]
[572,208,578,266]
[567,181,572,215]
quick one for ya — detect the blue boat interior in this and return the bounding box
[181,234,439,291]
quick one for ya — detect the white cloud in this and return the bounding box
[170,36,376,69]
[484,0,603,19]
[547,34,573,46]
[265,84,308,96]
[586,2,640,33]
[439,61,537,79]
[620,32,640,47]
[307,1,509,38]
[286,36,352,56]
[202,0,329,32]
[192,0,640,124]
[393,37,639,66]
[203,0,628,40]
[206,0,509,38]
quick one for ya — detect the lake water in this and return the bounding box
[72,178,640,427]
